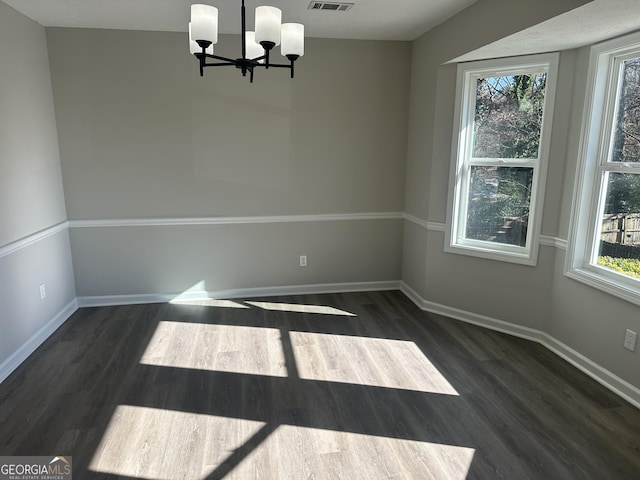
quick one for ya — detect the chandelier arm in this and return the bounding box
[203,62,239,67]
[197,53,238,64]
[262,63,294,69]
[253,61,296,78]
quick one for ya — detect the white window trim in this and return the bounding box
[566,31,640,307]
[445,53,559,266]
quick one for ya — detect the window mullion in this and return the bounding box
[603,163,640,173]
[468,158,539,168]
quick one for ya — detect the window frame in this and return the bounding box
[445,53,560,266]
[566,32,640,306]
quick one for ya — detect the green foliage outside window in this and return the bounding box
[466,166,532,246]
[597,256,640,279]
[604,173,640,214]
[473,73,547,159]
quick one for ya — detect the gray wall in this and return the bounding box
[0,1,76,375]
[70,220,402,298]
[47,29,410,297]
[402,2,640,388]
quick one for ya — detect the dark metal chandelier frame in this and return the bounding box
[193,0,301,83]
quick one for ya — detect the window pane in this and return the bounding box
[611,57,640,162]
[465,166,533,246]
[597,173,640,278]
[473,73,547,159]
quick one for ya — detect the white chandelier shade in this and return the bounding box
[189,23,214,55]
[281,23,304,57]
[255,6,282,47]
[245,31,265,63]
[190,4,218,44]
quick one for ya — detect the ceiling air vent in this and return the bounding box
[308,2,354,12]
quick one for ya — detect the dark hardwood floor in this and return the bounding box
[0,290,638,479]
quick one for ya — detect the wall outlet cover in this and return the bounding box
[624,329,637,352]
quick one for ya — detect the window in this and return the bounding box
[446,54,559,265]
[567,33,640,305]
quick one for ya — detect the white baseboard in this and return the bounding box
[540,333,640,410]
[0,299,78,384]
[77,281,403,307]
[400,282,640,410]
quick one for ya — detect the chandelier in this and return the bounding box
[189,1,305,83]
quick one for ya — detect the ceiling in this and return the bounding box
[451,0,640,63]
[1,0,479,41]
[4,0,640,58]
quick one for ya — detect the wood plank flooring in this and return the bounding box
[0,290,639,479]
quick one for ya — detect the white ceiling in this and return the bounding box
[1,0,479,41]
[4,0,640,57]
[451,0,640,63]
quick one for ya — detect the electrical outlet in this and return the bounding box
[624,329,637,352]
[299,255,308,267]
[39,283,46,300]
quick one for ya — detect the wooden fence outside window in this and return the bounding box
[600,213,640,259]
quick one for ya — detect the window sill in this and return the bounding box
[444,241,537,266]
[565,266,640,308]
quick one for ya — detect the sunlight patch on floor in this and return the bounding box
[290,332,459,395]
[89,405,266,480]
[168,280,248,308]
[140,321,288,377]
[245,301,356,316]
[226,424,475,480]
[170,298,250,308]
